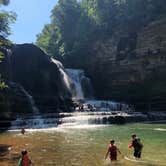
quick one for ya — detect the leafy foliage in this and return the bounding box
[36,0,166,66]
[0,0,9,6]
[0,76,8,89]
[0,0,15,59]
[0,0,15,88]
[0,11,16,37]
[0,0,16,37]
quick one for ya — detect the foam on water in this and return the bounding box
[153,128,166,131]
[58,124,107,129]
[124,156,148,163]
[124,156,166,166]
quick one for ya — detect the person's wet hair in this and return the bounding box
[131,134,136,138]
[110,140,115,144]
[21,150,27,155]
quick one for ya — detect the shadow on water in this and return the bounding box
[0,144,19,163]
[0,144,11,157]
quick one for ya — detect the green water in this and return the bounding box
[0,123,166,166]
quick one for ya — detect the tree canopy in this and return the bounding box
[36,0,166,67]
[0,0,16,38]
[0,0,9,6]
[0,0,16,51]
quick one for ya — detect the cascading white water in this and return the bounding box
[55,68,133,127]
[65,68,130,112]
[65,69,93,100]
[51,59,92,100]
[51,58,71,91]
[19,86,41,116]
[66,69,84,100]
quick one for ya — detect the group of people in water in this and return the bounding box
[18,130,143,165]
[105,134,143,162]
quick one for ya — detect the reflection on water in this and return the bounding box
[0,123,166,166]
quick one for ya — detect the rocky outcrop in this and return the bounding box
[86,19,166,111]
[0,82,35,130]
[0,44,73,129]
[5,44,70,98]
[0,88,13,130]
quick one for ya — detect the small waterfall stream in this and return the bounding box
[20,86,40,116]
[10,86,58,129]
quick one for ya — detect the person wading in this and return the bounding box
[105,140,121,162]
[129,134,143,159]
[18,150,33,166]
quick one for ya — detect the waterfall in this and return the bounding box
[66,69,93,100]
[50,60,93,100]
[51,58,93,100]
[51,58,71,91]
[66,69,84,100]
[9,57,133,130]
[10,85,57,129]
[63,69,132,114]
[61,68,130,112]
[19,86,41,116]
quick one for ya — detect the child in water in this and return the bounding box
[105,140,121,161]
[18,150,33,166]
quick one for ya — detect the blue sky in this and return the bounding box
[1,0,58,44]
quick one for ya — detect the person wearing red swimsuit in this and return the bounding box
[105,140,121,161]
[18,150,33,166]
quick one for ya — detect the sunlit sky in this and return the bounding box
[1,0,58,44]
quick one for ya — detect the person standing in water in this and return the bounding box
[21,128,25,135]
[105,140,121,161]
[129,134,137,148]
[18,150,33,166]
[129,134,143,159]
[135,138,143,158]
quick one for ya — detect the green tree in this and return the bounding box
[51,0,82,53]
[36,0,166,67]
[0,0,16,57]
[0,11,16,37]
[0,0,9,6]
[0,0,16,88]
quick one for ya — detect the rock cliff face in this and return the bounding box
[0,44,72,128]
[88,19,166,111]
[9,44,71,99]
